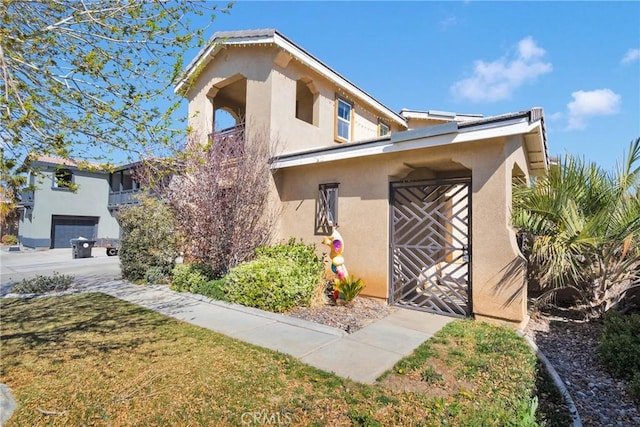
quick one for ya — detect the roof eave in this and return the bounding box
[271,110,549,170]
[272,32,406,128]
[175,30,407,128]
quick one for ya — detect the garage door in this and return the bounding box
[51,216,99,248]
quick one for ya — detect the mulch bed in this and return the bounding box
[285,297,396,333]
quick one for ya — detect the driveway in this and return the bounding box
[0,247,122,296]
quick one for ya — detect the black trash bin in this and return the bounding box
[70,238,96,259]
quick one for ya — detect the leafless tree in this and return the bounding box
[161,125,280,277]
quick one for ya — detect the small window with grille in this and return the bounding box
[315,183,339,235]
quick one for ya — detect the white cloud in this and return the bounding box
[566,89,621,130]
[518,37,546,61]
[450,36,552,102]
[621,48,640,64]
[547,111,564,121]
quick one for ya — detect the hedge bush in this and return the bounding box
[144,266,171,285]
[597,310,640,401]
[225,239,324,312]
[171,263,227,301]
[118,195,179,282]
[171,263,213,293]
[190,278,227,301]
[12,272,74,294]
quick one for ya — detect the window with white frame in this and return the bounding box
[378,120,390,137]
[315,183,339,235]
[335,97,352,142]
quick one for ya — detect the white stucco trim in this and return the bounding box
[271,118,543,169]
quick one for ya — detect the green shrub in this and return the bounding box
[1,234,18,245]
[144,266,170,285]
[12,272,74,294]
[255,238,324,279]
[225,239,325,312]
[629,372,640,402]
[191,278,227,301]
[171,263,213,293]
[118,195,179,282]
[598,310,640,395]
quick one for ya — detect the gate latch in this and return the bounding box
[462,245,470,263]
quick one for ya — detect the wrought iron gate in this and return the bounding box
[389,178,472,317]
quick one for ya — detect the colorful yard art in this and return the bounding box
[322,227,365,304]
[322,227,348,281]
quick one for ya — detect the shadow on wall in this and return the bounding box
[491,256,527,309]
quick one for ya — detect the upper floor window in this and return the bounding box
[315,183,339,235]
[335,96,353,142]
[53,168,73,189]
[378,120,390,137]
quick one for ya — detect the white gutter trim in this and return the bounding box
[271,119,536,169]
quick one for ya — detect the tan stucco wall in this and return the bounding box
[274,155,392,298]
[186,45,274,146]
[185,45,401,154]
[466,137,530,325]
[275,136,531,324]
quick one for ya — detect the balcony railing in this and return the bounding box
[19,190,35,208]
[108,188,143,209]
[208,123,246,156]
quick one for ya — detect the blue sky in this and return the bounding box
[184,1,640,171]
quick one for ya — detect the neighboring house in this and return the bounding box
[17,156,141,249]
[177,28,549,326]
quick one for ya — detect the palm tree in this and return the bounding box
[512,138,640,318]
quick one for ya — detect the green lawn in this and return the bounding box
[0,293,569,426]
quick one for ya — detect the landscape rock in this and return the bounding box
[525,314,639,426]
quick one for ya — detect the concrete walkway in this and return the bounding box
[87,281,453,384]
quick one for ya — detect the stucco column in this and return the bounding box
[469,139,527,325]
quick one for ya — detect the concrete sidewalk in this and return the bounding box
[87,281,453,384]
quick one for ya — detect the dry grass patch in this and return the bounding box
[1,294,563,426]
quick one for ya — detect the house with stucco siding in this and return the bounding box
[18,156,141,249]
[177,28,549,326]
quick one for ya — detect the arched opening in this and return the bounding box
[214,108,238,132]
[295,78,318,126]
[207,74,247,134]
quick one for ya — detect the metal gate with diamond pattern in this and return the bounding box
[389,178,472,318]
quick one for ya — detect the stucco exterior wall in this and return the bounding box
[186,45,275,146]
[18,168,120,248]
[275,136,531,324]
[186,45,401,154]
[269,58,331,153]
[464,137,530,325]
